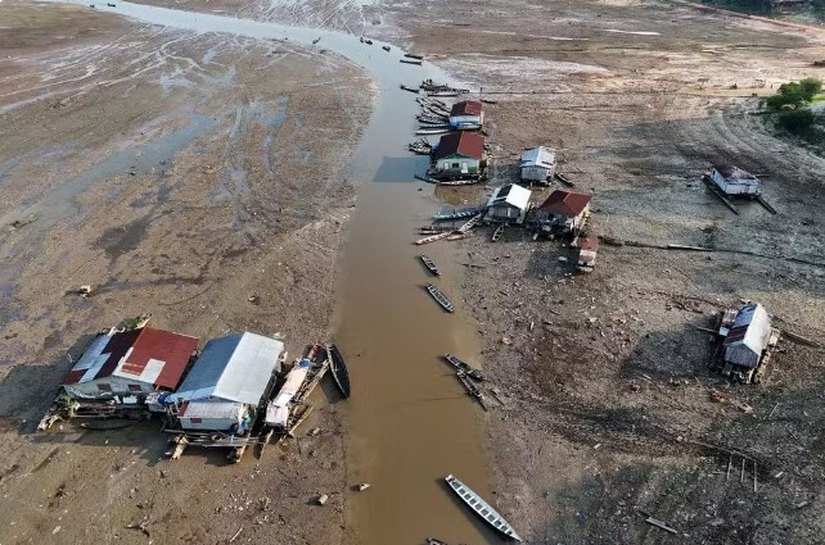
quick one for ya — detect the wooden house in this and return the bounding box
[62,327,199,400]
[707,165,761,197]
[432,132,485,179]
[520,146,556,185]
[537,189,592,233]
[484,184,532,224]
[449,100,484,130]
[715,302,781,383]
[172,332,285,432]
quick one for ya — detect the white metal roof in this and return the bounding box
[520,146,556,169]
[486,184,532,211]
[723,303,771,367]
[182,399,243,420]
[174,332,284,405]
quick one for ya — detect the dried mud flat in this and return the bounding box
[0,1,372,544]
[376,0,825,543]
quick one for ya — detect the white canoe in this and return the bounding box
[445,474,521,541]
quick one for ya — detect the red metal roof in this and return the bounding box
[62,327,198,390]
[123,327,199,390]
[433,132,485,160]
[539,190,592,217]
[450,100,483,117]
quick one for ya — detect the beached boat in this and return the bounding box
[443,353,484,381]
[425,539,447,545]
[327,344,351,398]
[444,474,521,541]
[400,58,422,65]
[405,53,424,60]
[491,225,504,242]
[400,84,420,94]
[416,127,451,136]
[456,371,488,410]
[425,283,454,312]
[408,138,432,155]
[382,45,391,52]
[419,254,440,276]
[417,113,447,124]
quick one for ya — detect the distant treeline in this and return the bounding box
[705,0,825,14]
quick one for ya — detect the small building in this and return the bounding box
[520,146,556,185]
[484,184,532,224]
[537,189,592,233]
[432,132,485,179]
[707,165,761,197]
[576,235,599,273]
[722,303,773,369]
[62,327,199,399]
[265,359,311,431]
[449,100,484,130]
[173,332,285,432]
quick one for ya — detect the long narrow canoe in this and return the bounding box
[443,353,484,381]
[327,344,351,399]
[425,283,454,313]
[445,474,521,541]
[419,254,440,276]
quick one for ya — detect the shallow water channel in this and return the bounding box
[43,2,499,543]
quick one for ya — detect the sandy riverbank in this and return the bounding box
[0,2,373,543]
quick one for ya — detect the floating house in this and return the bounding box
[432,132,485,179]
[576,234,599,273]
[537,189,592,233]
[520,146,556,185]
[484,184,532,224]
[449,100,484,130]
[172,332,285,432]
[707,165,761,197]
[721,303,773,369]
[62,327,199,399]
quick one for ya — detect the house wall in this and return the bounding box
[179,401,248,431]
[435,155,480,176]
[521,165,553,182]
[724,345,761,368]
[64,376,153,399]
[486,205,525,224]
[449,114,482,129]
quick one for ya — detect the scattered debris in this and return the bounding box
[10,214,38,229]
[76,285,92,297]
[644,515,679,535]
[316,494,329,506]
[355,483,371,492]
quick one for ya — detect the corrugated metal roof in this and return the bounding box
[713,165,760,184]
[539,189,592,217]
[450,100,483,117]
[486,184,531,211]
[180,399,243,420]
[723,303,771,367]
[520,146,556,168]
[433,132,485,160]
[174,332,284,405]
[113,328,199,390]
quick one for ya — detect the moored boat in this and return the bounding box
[416,127,451,136]
[419,254,440,276]
[400,58,422,65]
[327,344,351,398]
[444,474,521,541]
[443,353,484,381]
[425,283,454,312]
[400,84,420,94]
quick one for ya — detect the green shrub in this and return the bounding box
[766,78,823,110]
[777,109,815,135]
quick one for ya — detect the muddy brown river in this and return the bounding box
[43,2,499,543]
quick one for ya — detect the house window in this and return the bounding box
[128,384,142,392]
[189,417,202,424]
[452,162,460,169]
[97,383,112,392]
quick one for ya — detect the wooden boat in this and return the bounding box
[419,254,440,276]
[426,539,447,545]
[408,140,432,155]
[405,53,425,60]
[400,58,422,65]
[417,113,447,124]
[400,84,420,94]
[327,344,351,398]
[416,127,451,136]
[456,371,488,410]
[444,474,521,541]
[382,45,391,52]
[425,283,454,312]
[491,225,504,242]
[432,207,482,221]
[443,353,484,381]
[427,90,459,97]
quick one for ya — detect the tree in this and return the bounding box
[766,78,822,110]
